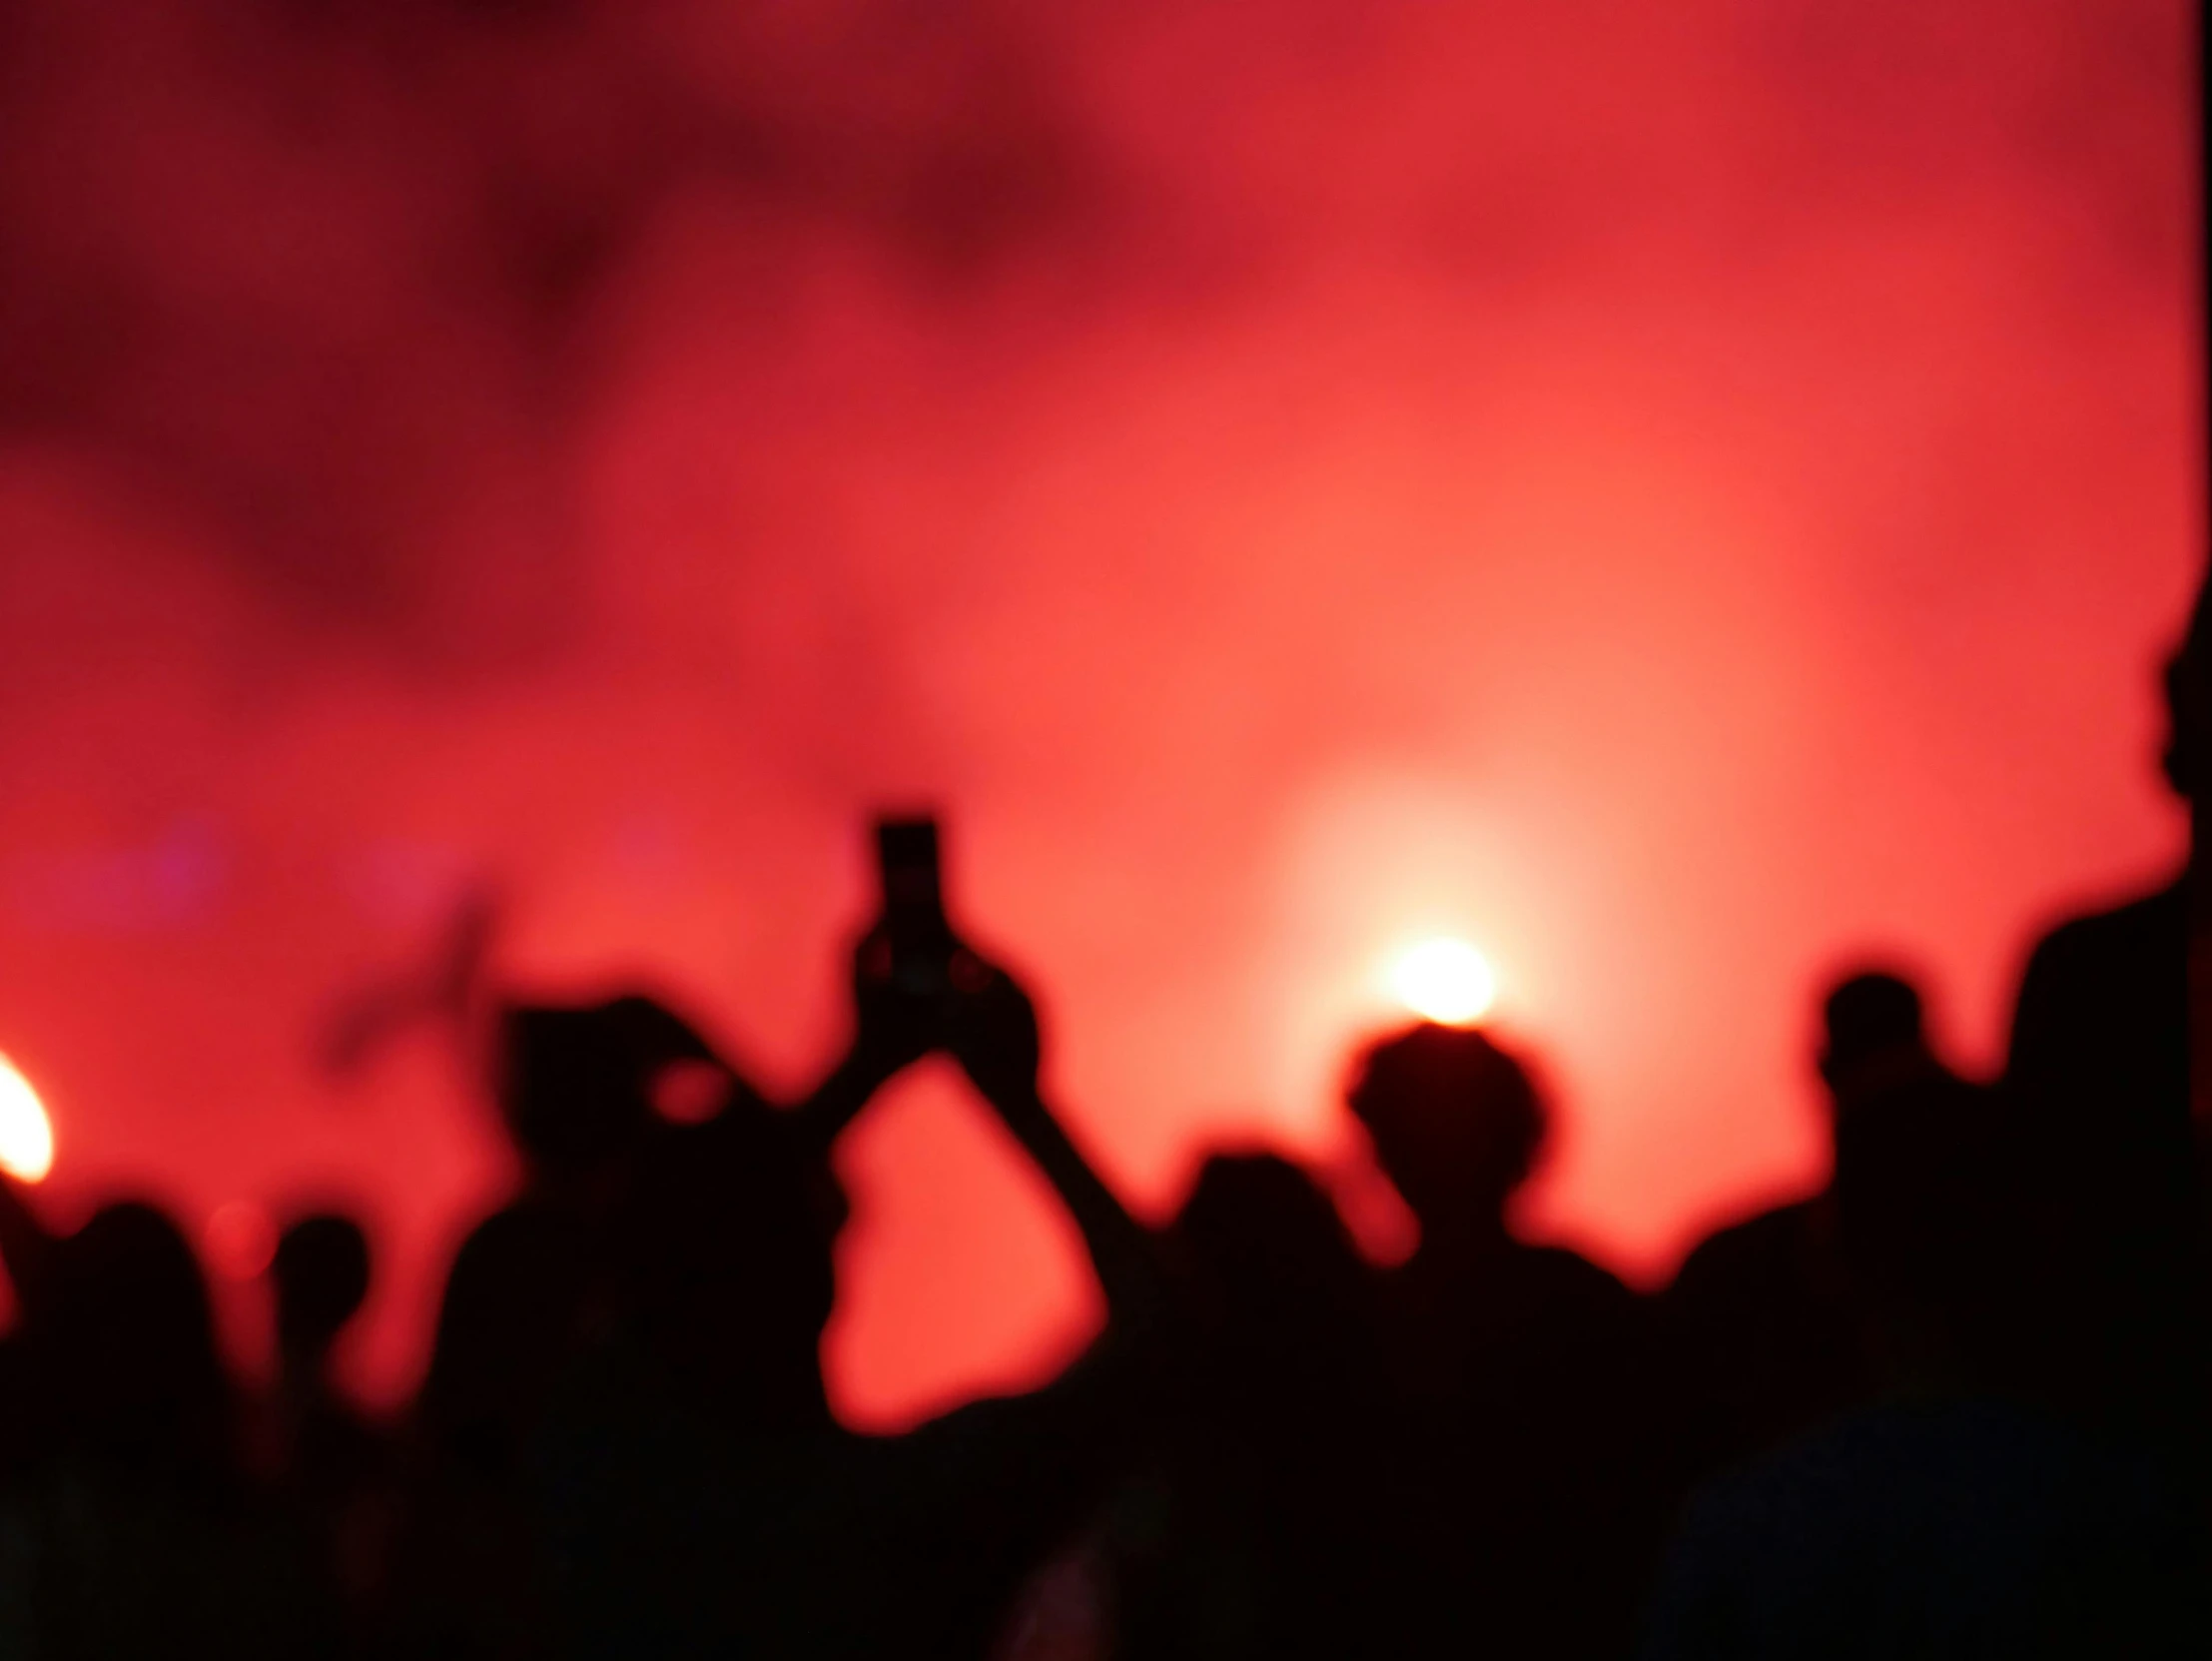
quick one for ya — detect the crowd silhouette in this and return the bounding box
[0,614,2208,1658]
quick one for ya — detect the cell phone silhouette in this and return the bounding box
[874,816,954,994]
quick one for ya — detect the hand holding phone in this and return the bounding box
[845,815,958,1080]
[874,817,956,997]
[946,952,1042,1111]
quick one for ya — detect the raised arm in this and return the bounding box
[946,955,1159,1331]
[784,924,939,1157]
[782,926,1160,1329]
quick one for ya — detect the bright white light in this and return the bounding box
[0,1053,54,1184]
[1389,938,1497,1026]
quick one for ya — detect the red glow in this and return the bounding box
[651,1060,736,1127]
[0,2,2191,1425]
[206,1201,278,1284]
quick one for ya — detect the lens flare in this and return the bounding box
[0,1053,55,1184]
[1389,938,1497,1027]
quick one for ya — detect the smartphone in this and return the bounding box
[874,815,954,994]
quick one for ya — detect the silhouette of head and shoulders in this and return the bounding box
[1344,1015,1647,1509]
[11,1202,324,1654]
[1678,969,1944,1292]
[1347,1024,1658,1660]
[394,993,788,1656]
[269,1213,381,1484]
[1993,602,2208,1451]
[1662,970,1949,1474]
[536,958,1157,1661]
[38,1200,239,1495]
[1348,1021,1626,1328]
[262,1212,395,1626]
[1171,1151,1382,1404]
[2005,603,2202,1159]
[419,994,744,1475]
[1645,1065,2199,1659]
[1095,1151,1404,1661]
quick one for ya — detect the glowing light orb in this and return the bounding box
[1389,938,1497,1026]
[0,1053,54,1184]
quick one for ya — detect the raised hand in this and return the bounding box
[944,948,1040,1112]
[850,923,948,1084]
[788,924,953,1154]
[944,953,1162,1338]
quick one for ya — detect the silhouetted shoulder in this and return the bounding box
[2017,881,2186,982]
[1476,1243,1647,1379]
[1659,1198,1866,1471]
[1520,1242,1637,1310]
[1670,1203,1817,1300]
[420,1199,599,1472]
[2006,878,2186,1112]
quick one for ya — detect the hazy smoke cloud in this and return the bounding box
[0,0,2193,1420]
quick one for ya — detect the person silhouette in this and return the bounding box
[1999,600,2206,1452]
[1661,970,1945,1481]
[2,1201,327,1656]
[265,1212,391,1634]
[1097,1150,1409,1661]
[388,932,982,1659]
[2010,604,2198,1149]
[386,995,730,1658]
[534,949,1162,1661]
[41,1203,237,1493]
[1347,1021,1656,1661]
[1642,1071,2207,1658]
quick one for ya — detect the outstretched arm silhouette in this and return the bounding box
[784,922,946,1155]
[948,953,1159,1334]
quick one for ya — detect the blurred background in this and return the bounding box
[0,0,2194,1426]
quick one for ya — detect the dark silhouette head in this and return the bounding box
[40,1201,234,1485]
[1817,971,1929,1105]
[611,1111,847,1429]
[1176,1153,1372,1360]
[2159,580,2209,801]
[1346,1023,1547,1234]
[272,1213,371,1371]
[496,995,717,1189]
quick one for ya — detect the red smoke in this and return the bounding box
[0,0,2194,1425]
